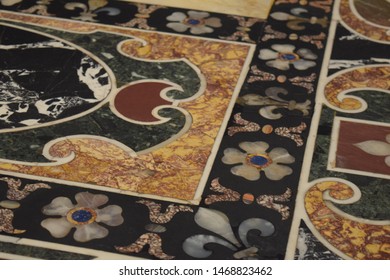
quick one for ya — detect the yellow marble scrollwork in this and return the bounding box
[324,65,390,112]
[305,179,390,259]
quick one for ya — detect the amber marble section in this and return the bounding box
[127,0,274,19]
[0,13,252,203]
[305,180,390,260]
[325,66,390,111]
[340,0,390,43]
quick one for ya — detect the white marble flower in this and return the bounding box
[166,11,222,34]
[41,192,123,242]
[259,44,317,71]
[222,141,295,181]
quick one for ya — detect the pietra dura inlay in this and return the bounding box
[0,0,389,260]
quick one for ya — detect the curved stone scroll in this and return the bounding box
[324,65,390,112]
[339,0,390,44]
[304,179,390,260]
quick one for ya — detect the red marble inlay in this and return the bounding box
[336,120,390,175]
[114,81,173,122]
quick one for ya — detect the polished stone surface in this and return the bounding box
[0,0,389,260]
[128,0,274,18]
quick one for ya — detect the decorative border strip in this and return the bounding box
[0,0,336,259]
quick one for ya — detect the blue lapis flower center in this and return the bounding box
[188,19,201,25]
[67,207,97,225]
[250,155,268,166]
[184,18,204,26]
[279,52,299,61]
[246,153,272,169]
[72,209,92,223]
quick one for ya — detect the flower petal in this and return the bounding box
[167,22,189,33]
[296,48,317,60]
[269,147,295,164]
[75,192,108,209]
[194,208,240,247]
[231,164,260,181]
[239,141,269,154]
[190,26,213,34]
[95,205,124,226]
[385,156,390,167]
[166,12,186,22]
[222,148,246,164]
[259,49,279,60]
[271,44,295,53]
[266,59,290,70]
[73,223,108,242]
[205,17,222,28]
[188,11,209,19]
[270,12,290,21]
[42,197,74,216]
[354,140,390,156]
[41,217,73,238]
[264,164,293,180]
[292,60,316,70]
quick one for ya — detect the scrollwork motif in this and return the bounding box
[305,179,390,260]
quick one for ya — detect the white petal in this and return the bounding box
[291,7,308,16]
[41,217,73,238]
[385,156,390,167]
[222,148,246,164]
[266,59,291,70]
[259,106,283,120]
[292,60,316,70]
[73,223,108,242]
[272,44,295,53]
[269,147,295,164]
[75,192,108,209]
[205,17,222,28]
[195,208,240,247]
[264,164,293,180]
[239,141,269,154]
[190,26,213,34]
[259,49,279,60]
[95,205,124,226]
[1,0,23,7]
[270,12,290,21]
[167,22,189,33]
[187,11,209,19]
[42,197,74,216]
[354,141,390,156]
[231,164,260,181]
[297,48,317,60]
[183,235,236,258]
[166,12,186,22]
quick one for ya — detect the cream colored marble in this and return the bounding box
[124,0,273,19]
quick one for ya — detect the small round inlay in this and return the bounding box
[246,153,273,169]
[185,18,202,25]
[250,155,268,166]
[289,33,298,40]
[67,207,97,225]
[242,193,255,205]
[279,52,299,61]
[262,125,274,134]
[277,75,287,83]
